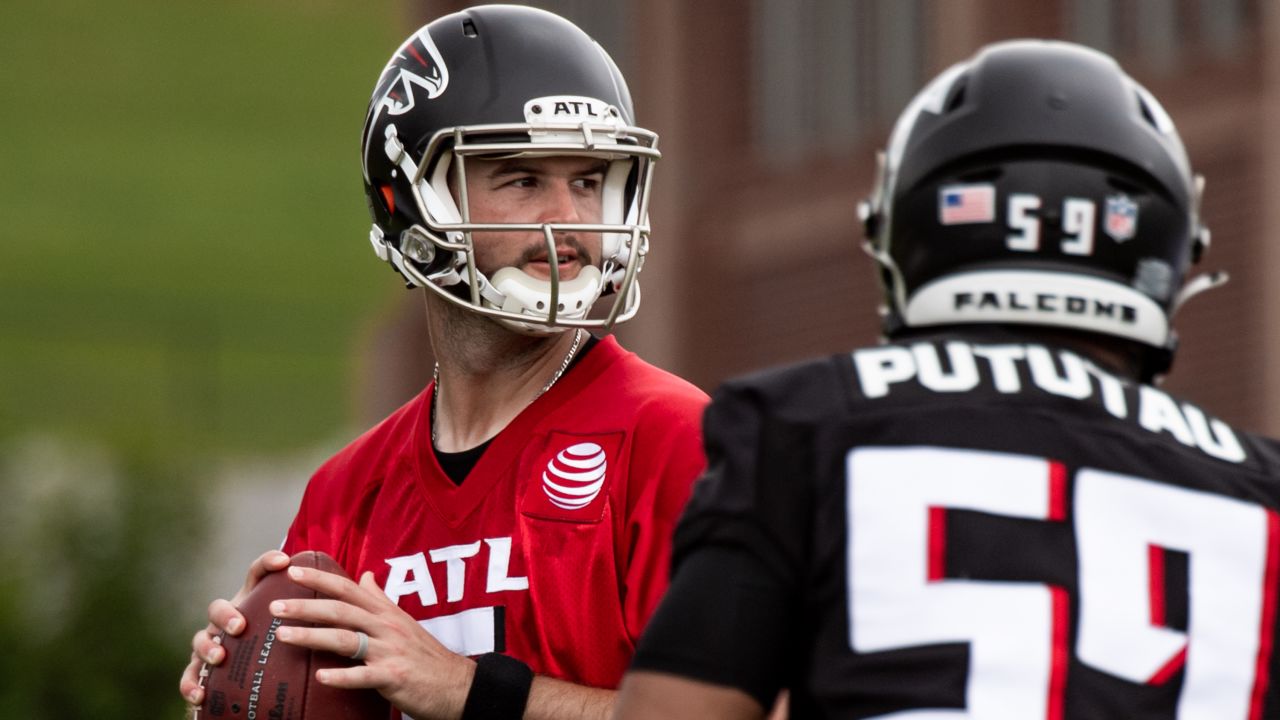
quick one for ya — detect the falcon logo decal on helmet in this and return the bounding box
[373,28,450,120]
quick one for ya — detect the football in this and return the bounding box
[196,551,391,719]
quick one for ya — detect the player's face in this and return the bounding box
[459,155,605,282]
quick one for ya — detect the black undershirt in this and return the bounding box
[434,440,494,485]
[433,333,600,485]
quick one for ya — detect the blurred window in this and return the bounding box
[1067,0,1255,71]
[751,0,924,167]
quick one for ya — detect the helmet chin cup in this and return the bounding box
[489,265,604,334]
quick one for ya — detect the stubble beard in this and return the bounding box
[424,288,565,376]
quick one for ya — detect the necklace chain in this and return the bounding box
[431,328,584,446]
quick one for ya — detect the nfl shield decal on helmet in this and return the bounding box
[521,432,622,523]
[1104,194,1139,242]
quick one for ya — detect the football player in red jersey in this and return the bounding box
[614,40,1280,720]
[179,6,707,719]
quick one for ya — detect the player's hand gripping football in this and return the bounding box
[179,549,291,707]
[269,563,478,719]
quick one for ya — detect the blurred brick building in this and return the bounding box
[362,0,1280,437]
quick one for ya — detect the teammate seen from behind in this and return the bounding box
[179,6,708,719]
[614,40,1280,719]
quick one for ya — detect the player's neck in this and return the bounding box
[427,300,583,452]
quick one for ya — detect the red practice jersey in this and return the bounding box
[283,336,708,688]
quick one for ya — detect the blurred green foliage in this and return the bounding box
[0,436,207,718]
[0,0,400,452]
[0,1,403,717]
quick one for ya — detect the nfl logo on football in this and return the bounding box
[1104,194,1138,242]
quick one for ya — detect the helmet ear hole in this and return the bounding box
[943,80,968,113]
[1136,90,1160,130]
[857,200,880,239]
[955,165,1001,184]
[1106,174,1142,195]
[1192,227,1210,264]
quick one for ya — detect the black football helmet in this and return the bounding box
[860,39,1220,377]
[360,5,659,334]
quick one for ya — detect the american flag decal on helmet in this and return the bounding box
[939,184,996,225]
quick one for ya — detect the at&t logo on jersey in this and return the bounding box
[543,442,607,510]
[522,432,622,522]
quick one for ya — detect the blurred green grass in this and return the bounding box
[0,3,409,716]
[0,0,403,451]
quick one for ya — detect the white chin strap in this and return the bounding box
[487,265,604,333]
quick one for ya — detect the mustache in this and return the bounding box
[516,236,594,269]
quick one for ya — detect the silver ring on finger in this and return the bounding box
[350,630,369,661]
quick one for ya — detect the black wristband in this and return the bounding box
[461,652,534,720]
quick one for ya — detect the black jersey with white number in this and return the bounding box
[630,333,1280,719]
